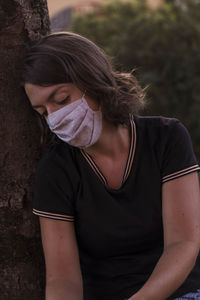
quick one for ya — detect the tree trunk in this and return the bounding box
[0,1,50,299]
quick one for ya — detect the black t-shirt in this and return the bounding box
[33,115,200,300]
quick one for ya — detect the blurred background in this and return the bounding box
[47,0,200,159]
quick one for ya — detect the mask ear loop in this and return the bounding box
[82,90,86,98]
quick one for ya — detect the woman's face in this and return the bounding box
[24,82,99,116]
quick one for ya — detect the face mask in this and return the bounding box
[46,96,102,148]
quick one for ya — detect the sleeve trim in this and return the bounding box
[162,164,200,184]
[33,208,74,222]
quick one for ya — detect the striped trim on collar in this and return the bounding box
[80,150,107,185]
[80,116,136,189]
[123,115,136,183]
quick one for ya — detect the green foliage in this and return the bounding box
[70,0,200,158]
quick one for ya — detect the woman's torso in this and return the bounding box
[34,115,200,300]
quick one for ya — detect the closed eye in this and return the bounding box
[56,96,71,105]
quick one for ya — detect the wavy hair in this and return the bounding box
[22,31,146,127]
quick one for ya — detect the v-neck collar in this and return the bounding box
[80,115,136,190]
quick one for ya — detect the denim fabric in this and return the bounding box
[173,289,200,299]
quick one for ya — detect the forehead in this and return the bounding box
[24,83,71,106]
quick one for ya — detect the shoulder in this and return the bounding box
[133,115,180,129]
[133,115,187,142]
[133,115,200,181]
[37,141,77,174]
[133,115,183,144]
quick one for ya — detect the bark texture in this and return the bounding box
[0,1,50,299]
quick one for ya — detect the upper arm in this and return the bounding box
[39,216,83,285]
[162,172,200,249]
[33,149,79,222]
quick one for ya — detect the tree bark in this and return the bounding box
[0,1,50,299]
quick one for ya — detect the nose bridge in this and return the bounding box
[46,103,55,115]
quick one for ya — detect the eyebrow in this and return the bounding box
[32,86,65,109]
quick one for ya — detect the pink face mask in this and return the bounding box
[46,96,102,148]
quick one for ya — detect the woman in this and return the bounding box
[22,32,200,300]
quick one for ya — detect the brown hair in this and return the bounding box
[22,31,145,126]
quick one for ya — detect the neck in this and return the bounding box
[84,119,130,159]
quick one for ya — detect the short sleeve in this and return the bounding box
[161,119,200,184]
[32,151,75,222]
